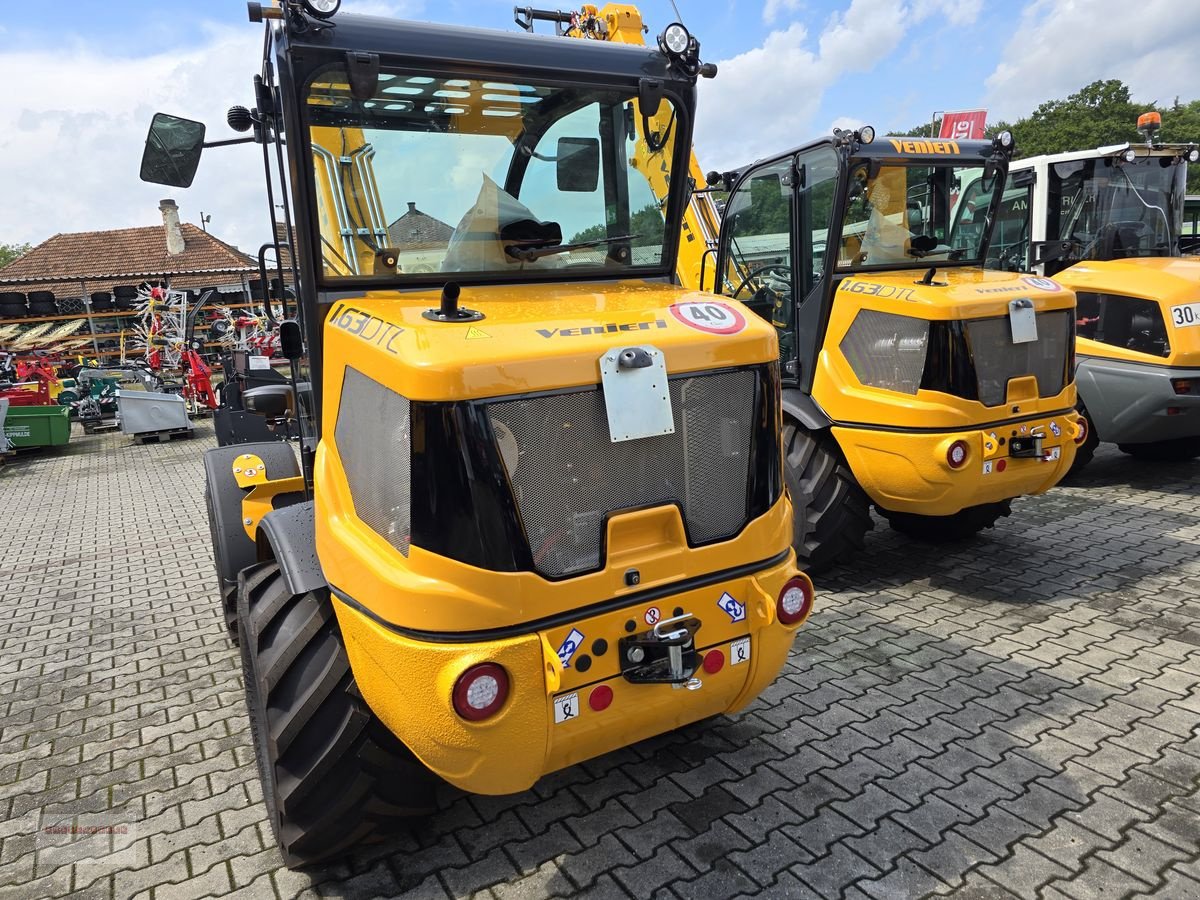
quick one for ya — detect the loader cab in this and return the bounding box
[991,143,1197,277]
[714,132,1014,391]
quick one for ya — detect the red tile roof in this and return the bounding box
[0,223,257,294]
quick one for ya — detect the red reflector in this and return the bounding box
[588,684,613,712]
[1074,417,1089,445]
[777,575,814,626]
[703,649,725,674]
[452,663,509,721]
[947,439,969,469]
[996,459,1007,472]
[1172,379,1192,395]
[1167,407,1182,416]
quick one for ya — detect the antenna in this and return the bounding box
[668,0,684,23]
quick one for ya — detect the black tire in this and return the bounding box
[1117,437,1200,462]
[237,563,435,868]
[880,500,1011,542]
[783,420,873,573]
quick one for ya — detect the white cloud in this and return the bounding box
[0,1,426,252]
[984,0,1200,121]
[763,0,804,24]
[0,25,269,250]
[698,0,969,169]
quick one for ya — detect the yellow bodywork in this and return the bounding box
[309,279,806,794]
[1053,257,1200,368]
[816,268,1083,515]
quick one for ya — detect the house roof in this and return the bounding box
[0,223,258,295]
[387,202,454,249]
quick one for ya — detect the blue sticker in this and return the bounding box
[557,628,585,668]
[1049,421,1061,437]
[718,592,746,623]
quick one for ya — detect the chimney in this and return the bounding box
[407,201,417,214]
[159,199,186,256]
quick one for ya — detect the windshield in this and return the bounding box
[304,66,678,282]
[1049,154,1185,259]
[836,162,996,270]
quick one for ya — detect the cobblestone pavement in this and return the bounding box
[1,422,1199,900]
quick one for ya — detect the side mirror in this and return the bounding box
[140,113,207,188]
[279,319,304,361]
[556,137,600,193]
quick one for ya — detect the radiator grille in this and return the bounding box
[334,367,411,555]
[487,368,757,578]
[967,310,1072,406]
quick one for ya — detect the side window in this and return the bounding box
[721,160,794,331]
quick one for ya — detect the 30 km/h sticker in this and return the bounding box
[1171,302,1200,328]
[669,300,747,335]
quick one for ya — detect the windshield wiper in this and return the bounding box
[505,234,639,262]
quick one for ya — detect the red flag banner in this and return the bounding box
[939,109,987,141]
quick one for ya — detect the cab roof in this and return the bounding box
[280,12,681,85]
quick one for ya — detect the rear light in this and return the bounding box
[1172,379,1193,395]
[777,576,814,626]
[946,439,969,469]
[1074,417,1088,445]
[452,663,509,721]
[1167,407,1182,416]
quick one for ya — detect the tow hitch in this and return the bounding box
[619,614,701,687]
[1009,426,1045,459]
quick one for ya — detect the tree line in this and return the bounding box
[905,79,1200,193]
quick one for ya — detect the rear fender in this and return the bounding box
[204,442,301,597]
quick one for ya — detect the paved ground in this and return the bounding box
[1,421,1199,900]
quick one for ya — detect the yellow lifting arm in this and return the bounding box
[565,4,723,291]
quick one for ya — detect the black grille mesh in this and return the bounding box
[967,310,1072,406]
[335,367,411,556]
[487,369,757,578]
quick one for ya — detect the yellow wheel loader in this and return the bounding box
[969,113,1200,469]
[537,5,1083,570]
[139,0,811,868]
[711,132,1084,568]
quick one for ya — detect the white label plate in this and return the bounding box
[554,692,580,724]
[1008,298,1038,344]
[1170,302,1200,328]
[248,355,272,370]
[599,345,674,442]
[730,637,751,666]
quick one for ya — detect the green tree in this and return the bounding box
[569,202,666,247]
[0,242,31,269]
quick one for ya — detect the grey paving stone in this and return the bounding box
[3,428,1198,900]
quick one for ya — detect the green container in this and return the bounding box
[3,404,72,448]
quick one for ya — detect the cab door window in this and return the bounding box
[721,159,795,334]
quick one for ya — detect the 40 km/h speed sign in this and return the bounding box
[669,300,747,335]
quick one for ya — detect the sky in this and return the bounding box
[1,0,1197,253]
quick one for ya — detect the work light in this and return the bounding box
[301,0,340,18]
[659,23,690,57]
[858,125,875,145]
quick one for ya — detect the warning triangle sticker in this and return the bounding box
[465,327,491,340]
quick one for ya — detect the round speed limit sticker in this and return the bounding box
[669,300,747,335]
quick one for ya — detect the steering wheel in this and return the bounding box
[730,264,793,301]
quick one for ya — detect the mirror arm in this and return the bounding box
[202,136,257,148]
